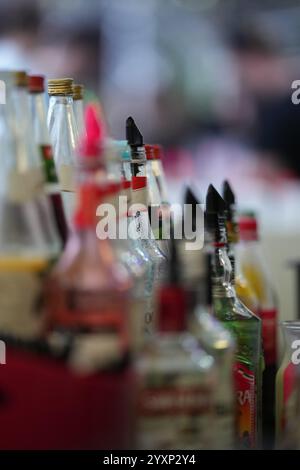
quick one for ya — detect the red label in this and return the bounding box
[234,362,256,448]
[260,308,277,366]
[138,386,212,416]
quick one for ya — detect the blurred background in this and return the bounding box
[0,0,300,323]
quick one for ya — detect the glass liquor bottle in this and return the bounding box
[135,236,217,450]
[206,184,262,449]
[0,71,59,339]
[29,74,68,245]
[126,117,167,334]
[73,83,85,138]
[45,179,132,371]
[8,70,61,258]
[115,139,156,343]
[222,181,259,315]
[238,212,278,447]
[188,250,236,449]
[145,144,170,258]
[47,78,79,224]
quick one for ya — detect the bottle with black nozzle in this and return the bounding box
[125,116,167,336]
[222,179,259,311]
[205,183,262,449]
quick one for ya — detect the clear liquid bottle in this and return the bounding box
[0,70,59,339]
[206,184,262,449]
[135,236,217,449]
[126,117,167,334]
[47,78,79,225]
[29,74,68,245]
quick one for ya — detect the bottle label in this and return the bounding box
[260,308,277,366]
[234,362,256,448]
[8,168,44,202]
[39,144,59,185]
[130,176,148,211]
[0,258,49,339]
[137,385,213,449]
[58,164,76,192]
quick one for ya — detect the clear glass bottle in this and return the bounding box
[276,321,300,447]
[206,185,262,449]
[189,249,236,449]
[126,117,167,334]
[47,78,79,224]
[135,237,217,450]
[73,83,85,138]
[222,181,259,315]
[45,180,132,372]
[116,140,156,344]
[29,74,68,245]
[6,70,60,258]
[0,71,57,340]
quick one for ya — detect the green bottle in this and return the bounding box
[205,184,262,449]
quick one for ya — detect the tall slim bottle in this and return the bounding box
[126,117,167,334]
[0,70,59,339]
[29,74,68,245]
[222,181,259,314]
[135,236,217,449]
[47,78,79,224]
[238,213,278,446]
[206,184,262,449]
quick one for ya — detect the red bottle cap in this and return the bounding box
[78,104,106,158]
[145,144,163,160]
[28,75,44,93]
[239,216,258,241]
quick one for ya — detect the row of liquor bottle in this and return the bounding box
[0,71,295,450]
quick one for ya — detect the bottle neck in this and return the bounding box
[73,98,85,137]
[47,94,76,133]
[30,91,50,145]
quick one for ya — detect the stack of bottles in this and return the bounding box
[0,70,296,450]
